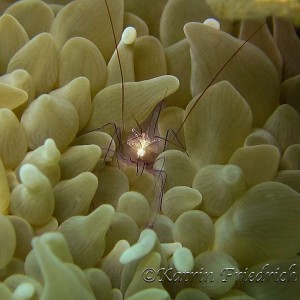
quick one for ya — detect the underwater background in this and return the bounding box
[0,0,300,299]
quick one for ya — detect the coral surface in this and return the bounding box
[0,0,300,299]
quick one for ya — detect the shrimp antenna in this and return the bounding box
[104,0,125,133]
[174,21,267,138]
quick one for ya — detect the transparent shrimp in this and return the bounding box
[88,0,271,228]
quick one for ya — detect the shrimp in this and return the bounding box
[86,0,278,228]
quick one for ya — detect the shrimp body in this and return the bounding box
[127,128,162,162]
